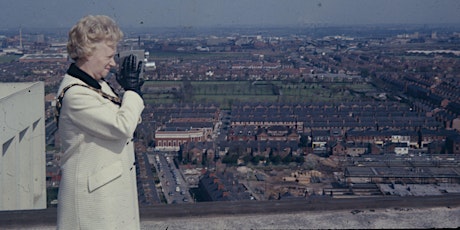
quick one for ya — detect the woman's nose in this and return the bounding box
[109,56,118,67]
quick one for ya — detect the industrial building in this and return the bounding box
[18,53,67,63]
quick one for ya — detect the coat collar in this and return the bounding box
[66,63,101,89]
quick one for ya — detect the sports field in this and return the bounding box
[143,80,376,109]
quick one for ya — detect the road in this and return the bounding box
[153,152,193,204]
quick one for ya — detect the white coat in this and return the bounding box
[56,69,144,229]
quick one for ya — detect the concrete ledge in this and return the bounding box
[1,195,460,229]
[142,206,460,229]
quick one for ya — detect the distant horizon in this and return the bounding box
[1,0,460,32]
[1,22,460,35]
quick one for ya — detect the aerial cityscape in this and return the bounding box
[0,21,459,210]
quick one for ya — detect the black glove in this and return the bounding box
[116,54,144,96]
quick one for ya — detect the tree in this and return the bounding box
[251,155,265,165]
[182,78,194,102]
[202,151,208,166]
[282,154,293,164]
[242,155,252,164]
[222,154,238,165]
[270,155,282,165]
[299,134,309,148]
[294,156,305,164]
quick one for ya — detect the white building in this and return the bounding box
[0,82,46,211]
[154,129,205,151]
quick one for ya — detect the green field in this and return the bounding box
[151,51,252,61]
[0,54,20,63]
[143,80,376,109]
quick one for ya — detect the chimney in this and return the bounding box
[19,27,23,50]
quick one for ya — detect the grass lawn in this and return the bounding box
[0,54,20,63]
[144,80,376,108]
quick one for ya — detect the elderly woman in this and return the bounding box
[56,15,144,229]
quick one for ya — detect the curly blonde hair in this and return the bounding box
[67,15,123,61]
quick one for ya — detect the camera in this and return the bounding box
[114,49,155,79]
[117,49,145,74]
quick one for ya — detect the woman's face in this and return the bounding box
[80,42,117,81]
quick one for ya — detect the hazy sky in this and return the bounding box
[1,0,459,29]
